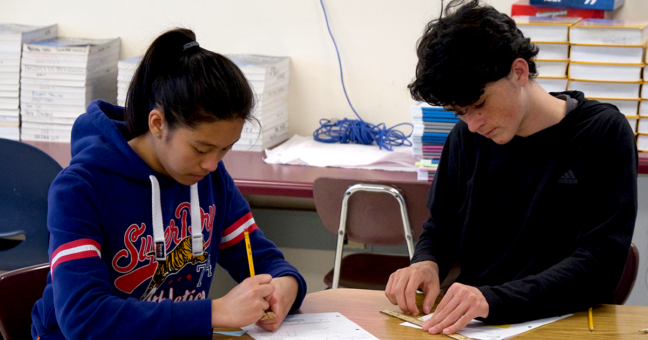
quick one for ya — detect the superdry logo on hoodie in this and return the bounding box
[111,202,216,296]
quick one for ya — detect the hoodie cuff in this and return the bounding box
[169,299,212,339]
[476,286,505,324]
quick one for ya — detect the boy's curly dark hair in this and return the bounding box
[408,0,538,108]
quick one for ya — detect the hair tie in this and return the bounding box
[183,41,199,51]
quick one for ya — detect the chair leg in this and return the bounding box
[332,190,352,289]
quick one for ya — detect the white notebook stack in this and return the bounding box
[227,54,290,152]
[0,24,56,140]
[20,37,120,142]
[567,19,648,134]
[513,16,580,93]
[639,79,648,151]
[116,57,141,107]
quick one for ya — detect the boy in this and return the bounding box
[385,0,638,335]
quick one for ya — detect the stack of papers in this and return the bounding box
[401,313,572,340]
[264,134,418,172]
[116,57,141,107]
[243,313,378,340]
[0,24,56,140]
[228,54,290,151]
[20,37,120,142]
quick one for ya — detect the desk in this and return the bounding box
[21,141,425,198]
[213,289,648,340]
[20,141,648,199]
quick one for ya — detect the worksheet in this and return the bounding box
[401,313,572,340]
[243,312,379,340]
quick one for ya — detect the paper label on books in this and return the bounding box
[20,133,70,143]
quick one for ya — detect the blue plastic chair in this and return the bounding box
[0,139,62,271]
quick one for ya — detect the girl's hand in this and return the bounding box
[255,276,299,332]
[211,274,275,328]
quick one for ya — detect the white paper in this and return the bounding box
[243,312,379,340]
[400,313,571,340]
[263,134,419,172]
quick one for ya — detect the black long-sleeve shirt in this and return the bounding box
[411,91,638,324]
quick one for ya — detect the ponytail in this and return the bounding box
[124,28,255,137]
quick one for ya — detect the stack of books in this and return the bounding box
[0,24,56,140]
[567,19,648,134]
[116,57,141,107]
[530,0,625,11]
[227,54,290,151]
[640,77,648,152]
[514,16,580,93]
[511,0,604,19]
[411,102,459,181]
[20,37,120,142]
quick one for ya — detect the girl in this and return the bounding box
[31,28,306,339]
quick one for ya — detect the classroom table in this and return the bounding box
[212,288,648,340]
[20,140,648,199]
[21,141,428,198]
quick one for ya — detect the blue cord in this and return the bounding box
[314,0,412,151]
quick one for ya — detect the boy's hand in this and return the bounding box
[385,261,440,315]
[422,282,489,334]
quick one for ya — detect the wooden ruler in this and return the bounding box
[260,311,276,320]
[379,309,473,340]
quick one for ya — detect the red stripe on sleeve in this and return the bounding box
[51,238,101,261]
[220,224,258,249]
[222,212,254,236]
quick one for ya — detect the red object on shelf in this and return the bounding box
[511,0,604,19]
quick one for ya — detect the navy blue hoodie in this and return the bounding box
[31,100,306,339]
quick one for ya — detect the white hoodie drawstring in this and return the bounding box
[149,175,203,261]
[190,184,204,256]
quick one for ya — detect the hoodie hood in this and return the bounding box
[70,100,163,184]
[71,100,204,258]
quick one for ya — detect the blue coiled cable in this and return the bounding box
[314,0,412,151]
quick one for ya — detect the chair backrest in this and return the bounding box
[313,177,431,245]
[612,243,639,305]
[0,263,50,340]
[0,139,62,271]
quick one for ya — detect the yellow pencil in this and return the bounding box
[244,231,256,276]
[243,230,275,320]
[588,307,593,332]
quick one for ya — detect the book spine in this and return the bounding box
[23,44,91,55]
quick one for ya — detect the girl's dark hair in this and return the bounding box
[125,28,255,137]
[408,0,538,108]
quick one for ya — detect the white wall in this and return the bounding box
[4,0,641,138]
